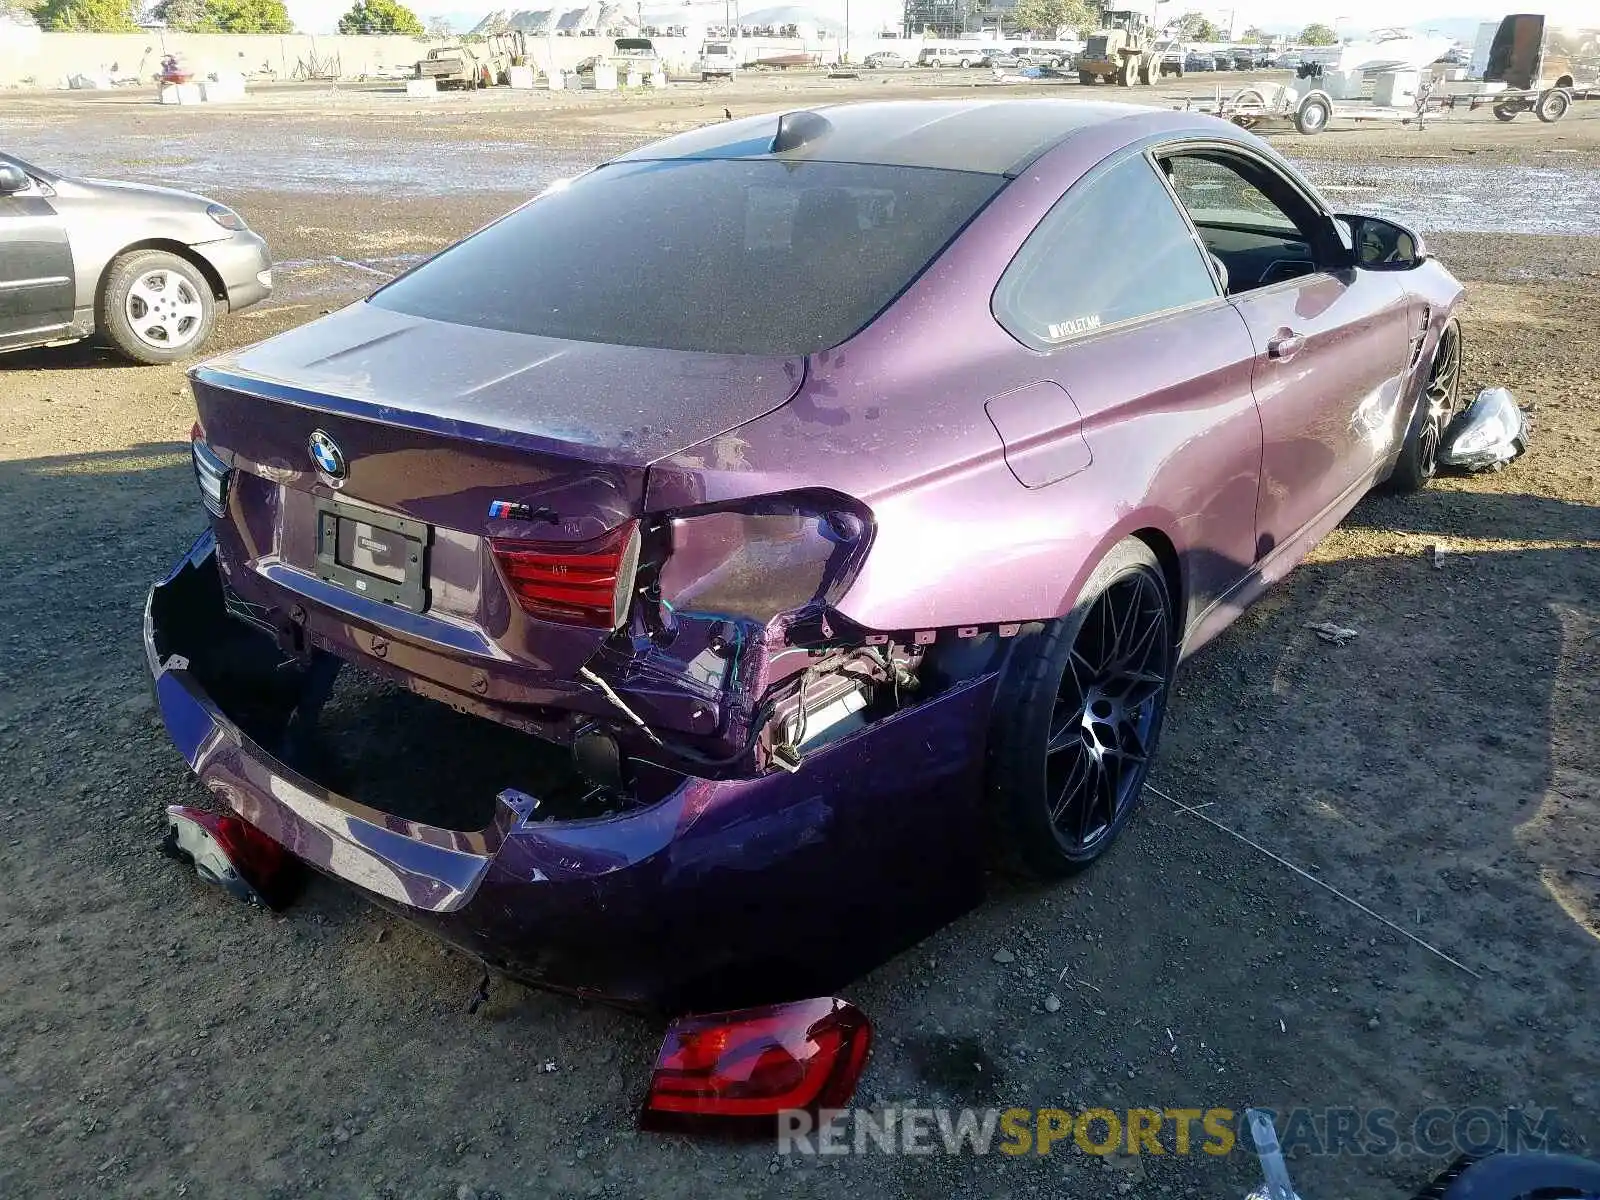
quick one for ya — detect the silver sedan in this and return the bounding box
[0,152,272,365]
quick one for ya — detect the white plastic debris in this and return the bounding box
[1305,621,1359,646]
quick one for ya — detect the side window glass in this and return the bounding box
[994,154,1219,348]
[1164,155,1305,237]
[1160,153,1327,293]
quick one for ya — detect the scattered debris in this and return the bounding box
[1306,621,1359,645]
[992,947,1016,964]
[1043,993,1062,1013]
[1430,544,1450,569]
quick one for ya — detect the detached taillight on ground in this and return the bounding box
[161,805,300,911]
[640,997,872,1134]
[490,521,641,629]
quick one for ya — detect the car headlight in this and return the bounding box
[206,203,246,232]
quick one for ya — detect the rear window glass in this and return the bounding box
[369,159,1002,356]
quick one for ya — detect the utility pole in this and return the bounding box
[844,0,850,63]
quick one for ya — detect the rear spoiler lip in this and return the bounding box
[190,364,663,467]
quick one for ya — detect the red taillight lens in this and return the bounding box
[490,521,641,630]
[162,804,300,911]
[640,997,872,1132]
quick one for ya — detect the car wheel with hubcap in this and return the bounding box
[98,249,217,366]
[1389,319,1462,492]
[988,539,1175,876]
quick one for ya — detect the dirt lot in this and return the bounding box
[1,76,1597,1200]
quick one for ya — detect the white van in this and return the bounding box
[916,45,984,68]
[697,41,739,79]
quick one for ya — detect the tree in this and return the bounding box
[1009,0,1092,38]
[209,0,292,32]
[1239,26,1270,43]
[153,0,207,28]
[1300,22,1338,45]
[426,14,452,37]
[337,0,424,34]
[35,0,138,30]
[155,0,291,32]
[1176,11,1220,41]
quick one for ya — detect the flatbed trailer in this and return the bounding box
[1171,77,1593,136]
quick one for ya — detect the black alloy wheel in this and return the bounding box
[988,539,1176,876]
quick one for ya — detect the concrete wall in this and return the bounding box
[0,32,433,87]
[0,30,1003,87]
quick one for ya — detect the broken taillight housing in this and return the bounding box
[162,804,300,910]
[640,997,872,1132]
[490,521,641,630]
[653,496,871,623]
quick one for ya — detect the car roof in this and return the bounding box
[610,99,1168,177]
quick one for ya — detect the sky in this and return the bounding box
[284,0,1597,36]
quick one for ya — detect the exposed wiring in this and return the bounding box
[578,666,663,748]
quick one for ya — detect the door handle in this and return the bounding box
[1268,331,1304,360]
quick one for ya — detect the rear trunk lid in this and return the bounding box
[192,300,805,674]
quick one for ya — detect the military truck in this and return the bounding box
[414,31,529,90]
[1075,8,1160,85]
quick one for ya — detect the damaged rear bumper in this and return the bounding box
[145,531,996,1008]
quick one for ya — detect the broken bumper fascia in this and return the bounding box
[144,530,995,1007]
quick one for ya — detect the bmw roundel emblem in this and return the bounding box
[308,430,347,480]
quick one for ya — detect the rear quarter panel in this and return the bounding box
[648,112,1267,636]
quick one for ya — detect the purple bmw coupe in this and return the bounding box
[148,100,1466,1008]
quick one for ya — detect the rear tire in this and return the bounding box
[987,540,1176,877]
[1389,319,1463,492]
[98,249,217,366]
[1492,102,1519,121]
[1079,70,1096,85]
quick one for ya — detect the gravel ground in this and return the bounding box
[0,78,1597,1200]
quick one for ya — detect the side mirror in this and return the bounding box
[1338,212,1429,270]
[0,163,30,195]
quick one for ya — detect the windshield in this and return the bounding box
[369,158,1004,356]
